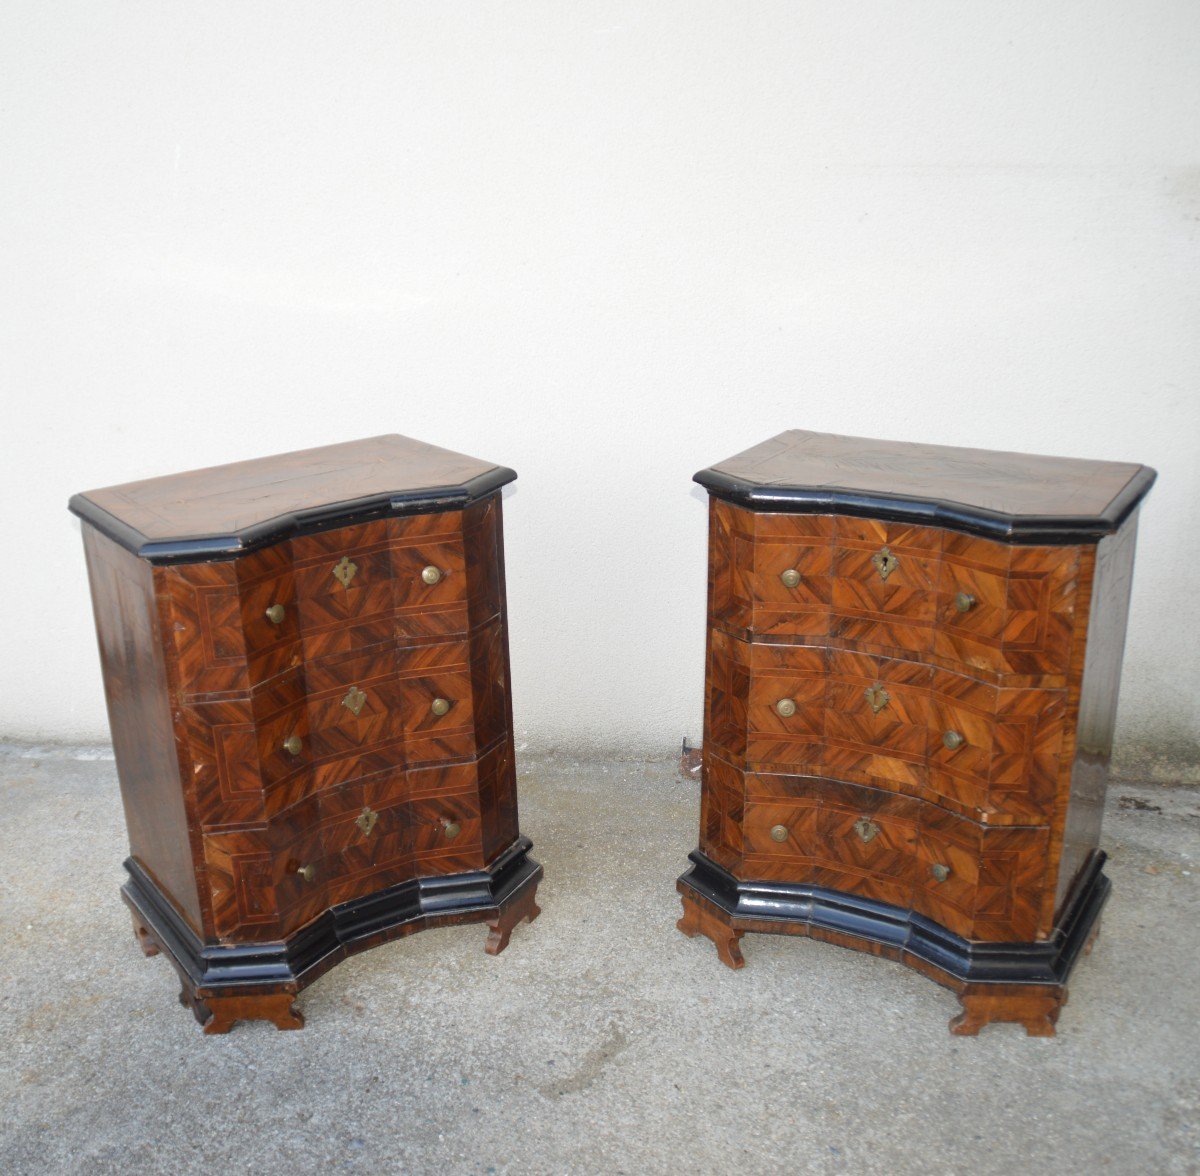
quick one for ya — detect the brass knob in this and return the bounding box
[780,568,802,589]
[769,824,788,843]
[443,820,462,839]
[265,604,286,625]
[430,697,451,717]
[421,565,443,585]
[943,730,965,751]
[296,863,316,883]
[930,863,951,883]
[954,592,976,613]
[282,734,303,756]
[774,698,797,718]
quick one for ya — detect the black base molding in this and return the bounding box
[124,837,542,1014]
[677,848,1109,989]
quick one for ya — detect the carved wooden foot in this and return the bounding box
[190,991,305,1035]
[130,910,160,958]
[950,984,1066,1037]
[677,891,745,969]
[485,883,541,956]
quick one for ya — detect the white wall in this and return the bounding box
[2,2,1198,768]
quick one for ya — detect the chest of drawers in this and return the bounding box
[71,435,541,1033]
[677,430,1155,1035]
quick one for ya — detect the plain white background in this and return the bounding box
[2,2,1197,767]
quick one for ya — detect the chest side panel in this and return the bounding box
[82,527,205,934]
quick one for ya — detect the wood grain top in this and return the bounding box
[70,435,515,563]
[696,430,1154,544]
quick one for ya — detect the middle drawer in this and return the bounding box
[709,630,1065,823]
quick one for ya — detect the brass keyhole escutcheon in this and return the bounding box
[265,603,286,625]
[332,555,358,588]
[769,824,789,843]
[282,734,302,757]
[421,565,443,586]
[871,546,899,582]
[864,683,890,714]
[853,817,880,844]
[357,807,378,837]
[342,686,368,716]
[442,819,462,840]
[943,730,966,751]
[430,697,451,717]
[296,863,316,883]
[954,591,976,613]
[930,863,951,883]
[780,568,802,589]
[775,698,797,718]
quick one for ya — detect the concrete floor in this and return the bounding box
[0,744,1197,1175]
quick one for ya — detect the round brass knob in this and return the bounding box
[443,820,462,839]
[296,863,316,883]
[430,697,451,717]
[265,604,286,625]
[954,592,976,614]
[421,565,443,585]
[780,568,802,589]
[769,824,788,843]
[943,730,965,751]
[930,863,951,883]
[775,698,797,718]
[282,734,303,756]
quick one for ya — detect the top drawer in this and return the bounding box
[709,502,1082,681]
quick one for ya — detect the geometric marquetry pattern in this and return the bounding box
[716,767,1052,941]
[708,499,1082,685]
[148,494,520,943]
[700,498,1102,944]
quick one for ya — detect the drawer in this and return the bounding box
[913,807,1049,941]
[822,650,930,796]
[739,778,1051,941]
[200,793,324,941]
[743,513,834,639]
[161,548,302,697]
[396,639,479,765]
[927,683,1066,825]
[410,792,484,875]
[184,670,311,829]
[831,518,940,656]
[293,522,396,660]
[303,646,406,772]
[392,513,470,639]
[932,534,1080,680]
[745,642,825,772]
[319,772,412,907]
[270,793,329,935]
[742,782,919,910]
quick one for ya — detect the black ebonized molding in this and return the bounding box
[69,466,518,564]
[678,848,1109,986]
[693,466,1157,546]
[124,837,541,995]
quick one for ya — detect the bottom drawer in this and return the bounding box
[739,774,1049,941]
[411,792,484,876]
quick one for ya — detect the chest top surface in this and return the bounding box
[696,430,1154,544]
[69,434,515,563]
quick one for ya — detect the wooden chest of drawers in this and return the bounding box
[71,435,541,1033]
[677,430,1155,1035]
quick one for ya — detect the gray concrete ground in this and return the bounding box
[0,743,1197,1175]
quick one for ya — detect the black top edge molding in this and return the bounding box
[694,465,1156,545]
[69,466,517,565]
